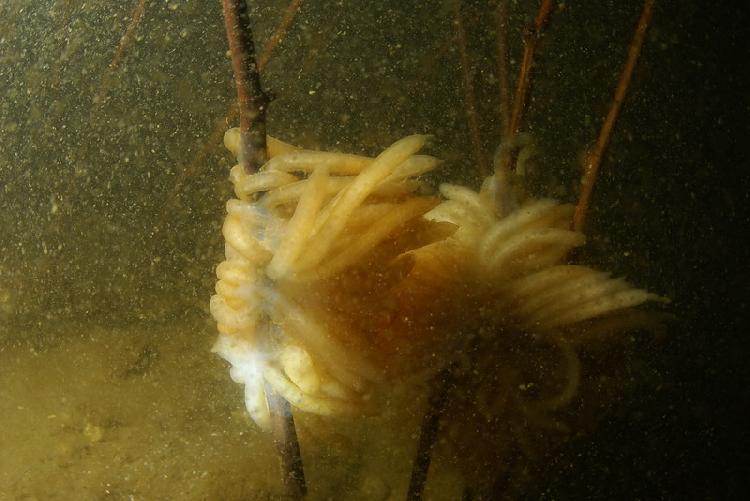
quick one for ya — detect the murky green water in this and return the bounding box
[1,0,746,499]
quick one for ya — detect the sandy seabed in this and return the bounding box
[0,318,281,500]
[0,318,463,501]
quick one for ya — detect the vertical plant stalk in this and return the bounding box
[156,0,303,226]
[257,0,304,70]
[265,384,307,499]
[507,0,554,139]
[453,0,488,177]
[222,1,305,498]
[409,2,555,493]
[95,0,147,105]
[407,366,455,501]
[495,0,511,140]
[222,0,270,174]
[573,0,655,232]
[495,0,554,185]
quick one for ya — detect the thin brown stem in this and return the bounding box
[507,0,553,138]
[265,384,307,499]
[156,0,303,227]
[493,0,554,217]
[257,0,304,70]
[573,0,655,232]
[222,2,305,498]
[496,0,554,183]
[407,366,456,501]
[495,0,511,140]
[95,0,147,105]
[453,0,488,177]
[222,0,270,173]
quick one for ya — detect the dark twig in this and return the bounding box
[221,1,305,498]
[573,0,655,232]
[407,366,456,501]
[495,0,511,139]
[156,0,303,226]
[453,0,488,177]
[507,0,554,140]
[95,0,147,106]
[495,0,554,190]
[265,384,307,499]
[222,0,270,174]
[257,0,304,70]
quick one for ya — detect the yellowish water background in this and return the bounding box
[1,0,747,499]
